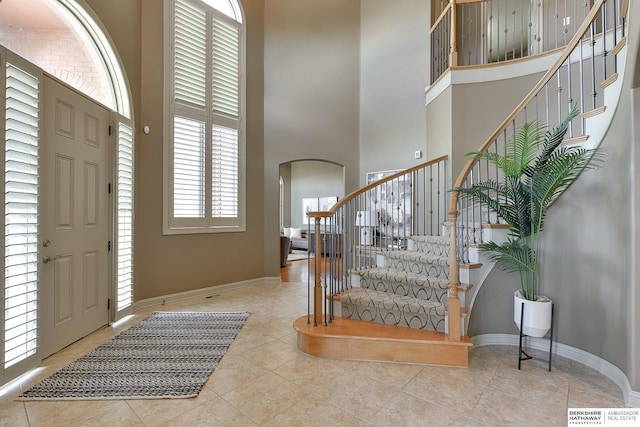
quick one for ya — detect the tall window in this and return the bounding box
[2,52,41,377]
[165,0,245,233]
[116,119,134,312]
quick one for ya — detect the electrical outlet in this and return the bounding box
[414,150,422,159]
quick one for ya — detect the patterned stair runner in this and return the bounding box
[343,235,457,333]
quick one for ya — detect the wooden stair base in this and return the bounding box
[294,315,472,367]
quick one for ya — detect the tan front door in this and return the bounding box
[40,76,110,357]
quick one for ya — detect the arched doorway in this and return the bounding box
[0,0,135,385]
[278,159,345,281]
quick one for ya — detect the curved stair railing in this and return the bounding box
[305,156,449,328]
[302,0,628,345]
[448,0,628,337]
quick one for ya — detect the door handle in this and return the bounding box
[42,255,60,264]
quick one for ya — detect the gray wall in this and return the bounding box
[359,0,430,184]
[84,0,267,300]
[263,0,360,274]
[80,0,640,391]
[288,161,344,229]
[452,74,542,177]
[468,7,640,387]
[425,87,452,162]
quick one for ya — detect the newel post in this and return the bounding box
[448,209,461,341]
[307,211,331,327]
[449,0,458,68]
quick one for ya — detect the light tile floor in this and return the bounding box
[0,281,628,426]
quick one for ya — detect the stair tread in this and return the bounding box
[357,267,473,291]
[582,106,606,119]
[294,315,472,346]
[385,250,449,264]
[345,287,445,307]
[564,135,590,145]
[358,267,450,286]
[409,235,450,245]
[612,37,626,56]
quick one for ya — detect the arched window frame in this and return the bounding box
[163,0,246,234]
[55,0,133,118]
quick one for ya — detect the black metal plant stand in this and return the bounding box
[518,302,554,371]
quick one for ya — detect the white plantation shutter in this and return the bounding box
[212,17,239,118]
[168,0,244,232]
[212,125,237,218]
[116,120,134,313]
[211,16,240,222]
[3,60,40,370]
[175,1,207,109]
[173,116,205,218]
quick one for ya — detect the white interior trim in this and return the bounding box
[425,51,561,106]
[631,87,640,403]
[472,334,640,407]
[132,277,282,311]
[56,0,133,118]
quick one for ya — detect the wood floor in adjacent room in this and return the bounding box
[280,255,311,283]
[0,268,627,426]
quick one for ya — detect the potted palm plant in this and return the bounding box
[455,106,602,337]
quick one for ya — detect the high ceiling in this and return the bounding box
[0,0,69,31]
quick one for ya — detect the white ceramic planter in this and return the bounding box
[513,290,552,338]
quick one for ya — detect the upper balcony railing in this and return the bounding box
[431,0,623,84]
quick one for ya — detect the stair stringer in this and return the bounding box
[574,36,627,151]
[455,226,508,335]
[456,38,628,334]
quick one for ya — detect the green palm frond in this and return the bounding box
[533,149,600,206]
[483,238,537,300]
[454,179,523,236]
[483,239,535,274]
[509,121,547,177]
[467,120,548,180]
[530,106,579,175]
[455,106,602,301]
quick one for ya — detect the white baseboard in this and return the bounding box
[472,334,639,407]
[132,277,282,311]
[628,390,640,408]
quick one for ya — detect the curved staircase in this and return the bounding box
[295,236,473,366]
[295,0,628,368]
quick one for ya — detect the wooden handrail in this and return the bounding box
[305,155,450,336]
[445,0,615,341]
[323,155,449,217]
[448,0,607,213]
[430,0,486,33]
[430,3,452,33]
